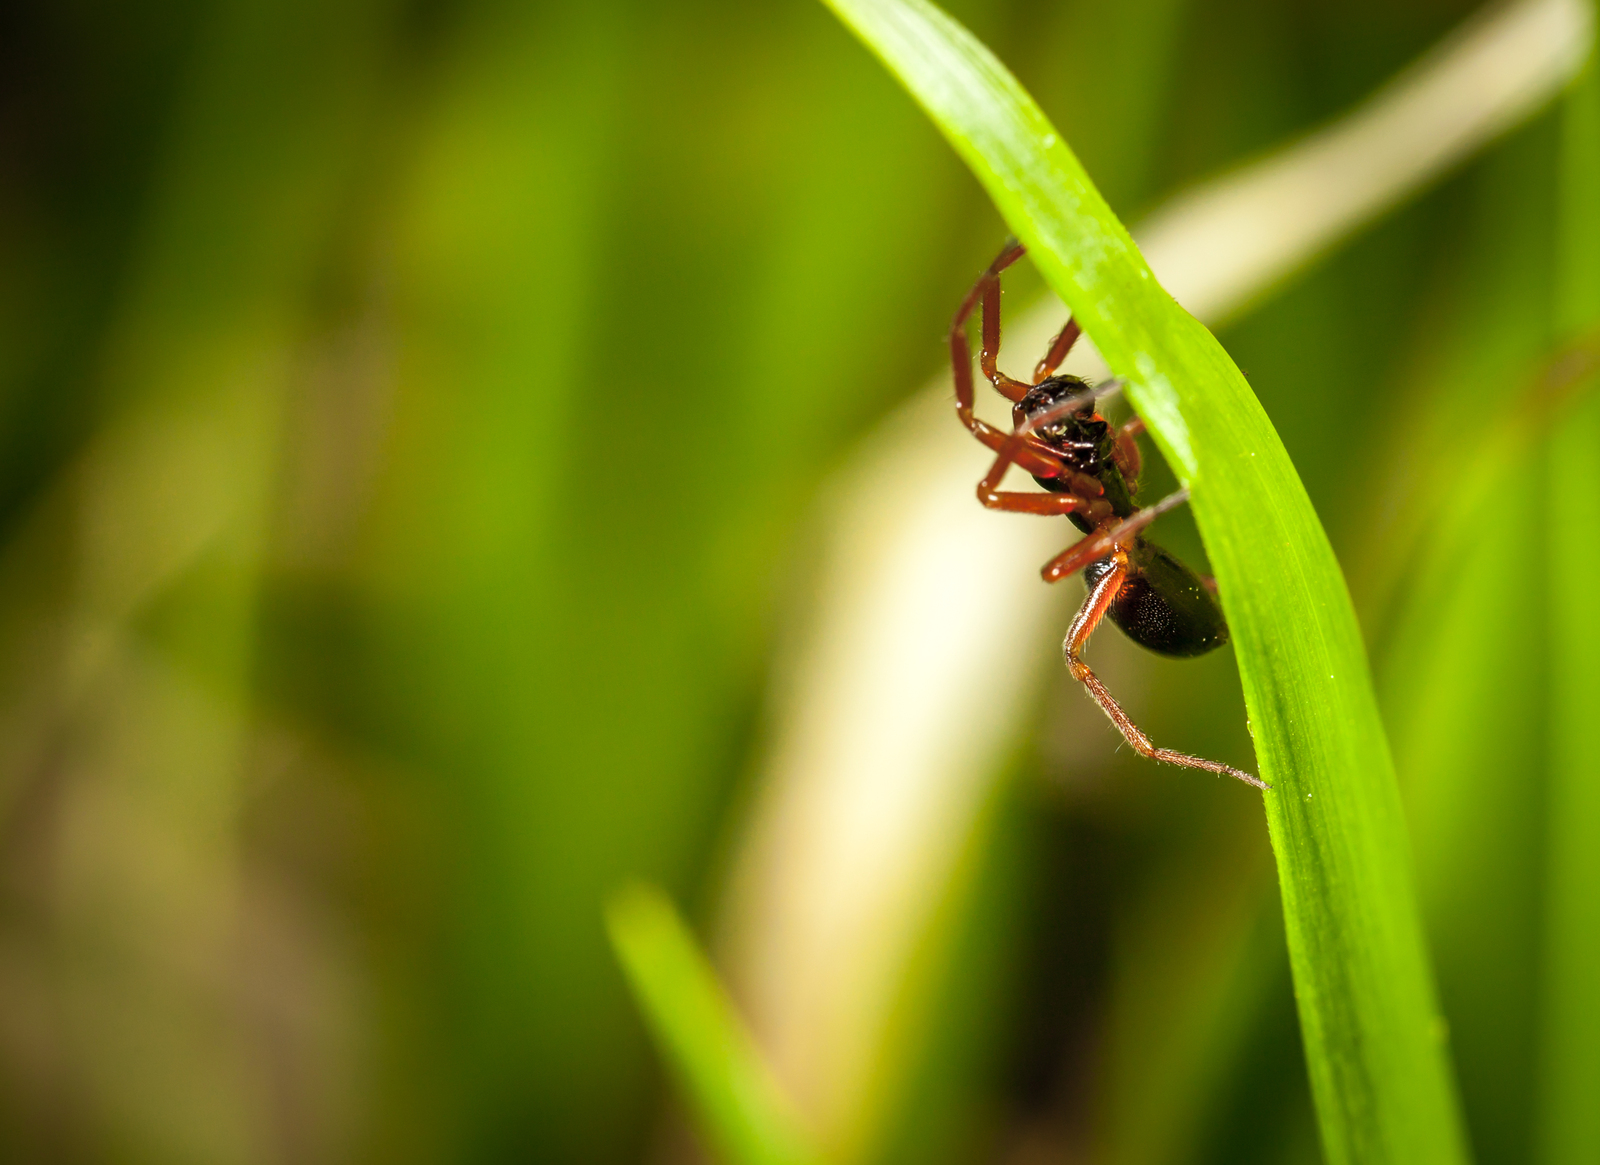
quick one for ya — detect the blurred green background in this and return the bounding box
[0,0,1594,1161]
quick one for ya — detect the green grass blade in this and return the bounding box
[1537,26,1600,1163]
[812,2,1469,1161]
[1539,392,1600,1163]
[605,884,821,1165]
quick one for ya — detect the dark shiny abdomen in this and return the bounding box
[1083,540,1228,658]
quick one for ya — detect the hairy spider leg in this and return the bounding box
[975,246,1036,400]
[1039,489,1190,583]
[953,237,1085,392]
[974,379,1138,529]
[951,239,1027,397]
[973,407,1109,519]
[1114,416,1144,482]
[950,245,1156,530]
[1066,548,1268,789]
[949,242,1077,480]
[974,432,1107,517]
[1033,319,1082,384]
[976,473,1096,516]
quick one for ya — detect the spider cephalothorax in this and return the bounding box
[1017,376,1138,531]
[1017,376,1101,450]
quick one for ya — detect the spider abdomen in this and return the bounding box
[1084,540,1228,658]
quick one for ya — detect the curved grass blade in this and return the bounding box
[813,1,1470,1161]
[606,883,822,1165]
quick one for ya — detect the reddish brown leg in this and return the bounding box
[982,381,1124,504]
[1033,319,1082,383]
[1066,551,1267,789]
[977,443,1109,520]
[954,369,1068,477]
[978,272,1035,401]
[1039,488,1191,582]
[950,241,1027,421]
[969,423,1074,480]
[947,241,1036,432]
[978,487,1092,516]
[1113,416,1144,482]
[950,241,1024,341]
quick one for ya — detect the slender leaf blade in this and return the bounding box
[606,883,821,1165]
[1538,27,1600,1162]
[814,1,1469,1161]
[1539,391,1600,1163]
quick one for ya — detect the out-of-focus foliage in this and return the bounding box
[1535,38,1600,1165]
[0,0,1594,1164]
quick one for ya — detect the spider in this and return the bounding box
[950,239,1266,790]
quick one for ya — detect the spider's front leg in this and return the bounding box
[1032,318,1081,384]
[950,242,1083,416]
[949,240,1029,426]
[951,241,1094,481]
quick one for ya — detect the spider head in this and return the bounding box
[1019,376,1108,461]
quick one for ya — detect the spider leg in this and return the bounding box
[976,437,1109,519]
[949,241,1032,422]
[1066,551,1267,789]
[968,423,1074,480]
[950,240,1024,347]
[1039,487,1190,582]
[1041,529,1120,584]
[1032,319,1082,383]
[1113,416,1144,482]
[977,265,1036,400]
[978,488,1095,517]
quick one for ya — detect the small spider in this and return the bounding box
[950,240,1265,790]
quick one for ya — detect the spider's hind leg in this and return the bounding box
[1064,548,1267,790]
